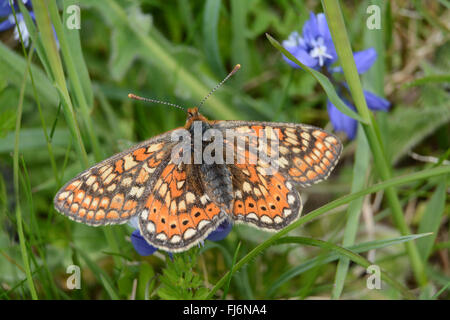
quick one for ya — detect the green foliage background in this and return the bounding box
[0,0,448,300]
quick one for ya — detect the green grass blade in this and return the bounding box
[268,233,431,297]
[231,0,249,83]
[11,19,38,298]
[405,74,450,87]
[269,236,433,299]
[0,42,57,108]
[75,245,120,300]
[222,242,241,300]
[322,0,427,286]
[87,0,240,120]
[417,178,447,261]
[62,0,94,108]
[203,0,226,77]
[33,0,89,167]
[47,1,102,161]
[430,282,450,300]
[332,124,370,299]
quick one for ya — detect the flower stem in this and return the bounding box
[321,0,427,286]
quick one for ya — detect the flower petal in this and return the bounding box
[323,37,337,66]
[282,46,317,69]
[316,13,331,40]
[0,16,14,31]
[353,48,377,74]
[363,90,391,111]
[128,216,139,229]
[131,230,158,256]
[206,220,232,242]
[282,31,302,49]
[302,11,319,44]
[0,8,12,18]
[327,99,358,140]
[332,48,378,74]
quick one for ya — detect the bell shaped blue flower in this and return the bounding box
[0,0,59,49]
[282,12,391,139]
[0,0,33,47]
[128,217,233,256]
[282,12,336,69]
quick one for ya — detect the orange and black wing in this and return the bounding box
[53,130,179,226]
[138,162,228,252]
[216,121,342,230]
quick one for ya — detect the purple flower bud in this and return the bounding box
[327,99,358,140]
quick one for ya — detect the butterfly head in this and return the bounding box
[185,107,209,128]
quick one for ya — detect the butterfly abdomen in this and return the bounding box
[199,163,234,212]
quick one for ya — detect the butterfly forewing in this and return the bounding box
[215,121,342,230]
[53,131,178,226]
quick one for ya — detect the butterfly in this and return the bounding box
[54,65,342,253]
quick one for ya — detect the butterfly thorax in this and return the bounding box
[183,107,234,214]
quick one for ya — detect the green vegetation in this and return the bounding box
[0,0,448,300]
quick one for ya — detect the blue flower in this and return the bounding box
[0,0,33,47]
[282,12,336,69]
[128,217,233,256]
[283,12,390,139]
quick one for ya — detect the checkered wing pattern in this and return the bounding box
[138,163,228,252]
[53,130,179,226]
[215,121,342,230]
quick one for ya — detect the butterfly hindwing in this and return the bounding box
[139,162,228,252]
[229,164,302,230]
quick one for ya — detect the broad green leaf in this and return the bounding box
[0,43,57,108]
[0,128,71,153]
[386,103,450,164]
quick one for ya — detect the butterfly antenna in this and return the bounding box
[128,94,186,112]
[198,64,241,109]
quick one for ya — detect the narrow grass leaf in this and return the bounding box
[203,0,226,77]
[75,245,120,300]
[222,242,241,300]
[268,233,431,297]
[431,282,450,300]
[332,125,370,299]
[417,178,447,261]
[62,0,94,108]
